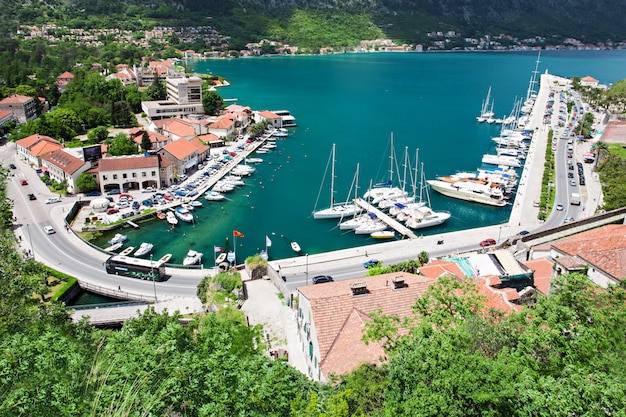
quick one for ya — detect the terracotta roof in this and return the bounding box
[418,259,466,279]
[299,272,437,378]
[258,110,281,119]
[16,134,62,156]
[163,118,196,138]
[57,71,74,79]
[209,117,234,129]
[555,255,588,270]
[550,224,626,281]
[162,138,197,160]
[0,109,14,120]
[198,133,222,143]
[523,257,555,295]
[474,276,522,312]
[41,149,86,175]
[132,131,170,145]
[581,75,598,83]
[98,154,160,171]
[0,94,33,104]
[189,137,209,154]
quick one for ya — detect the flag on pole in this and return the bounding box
[214,246,222,253]
[265,235,272,247]
[233,230,244,238]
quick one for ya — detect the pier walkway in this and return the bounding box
[354,198,418,239]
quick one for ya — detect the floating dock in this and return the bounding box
[353,198,418,239]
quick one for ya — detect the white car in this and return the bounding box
[43,226,55,234]
[45,196,62,204]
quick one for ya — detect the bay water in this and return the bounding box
[96,50,626,264]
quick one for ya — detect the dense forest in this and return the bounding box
[2,170,626,415]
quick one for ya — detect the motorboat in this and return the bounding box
[223,175,245,186]
[156,211,166,220]
[205,190,225,201]
[158,253,172,263]
[371,230,395,239]
[175,207,194,222]
[108,233,127,245]
[181,203,194,211]
[291,241,302,253]
[166,211,178,225]
[215,252,227,264]
[119,246,134,256]
[245,157,264,164]
[481,154,522,168]
[104,242,123,252]
[183,250,203,266]
[231,164,256,176]
[427,178,507,207]
[212,182,235,193]
[134,242,153,257]
[190,200,203,208]
[404,207,452,230]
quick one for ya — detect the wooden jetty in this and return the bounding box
[353,198,418,239]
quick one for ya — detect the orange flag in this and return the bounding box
[233,230,244,238]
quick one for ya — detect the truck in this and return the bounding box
[570,192,581,205]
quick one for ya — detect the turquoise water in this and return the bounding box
[96,51,626,264]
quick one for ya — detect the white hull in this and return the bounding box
[291,242,301,253]
[481,154,521,168]
[108,233,127,245]
[134,243,153,257]
[166,212,178,225]
[205,191,225,201]
[313,204,362,219]
[405,211,451,230]
[339,214,372,230]
[354,221,387,235]
[427,180,507,207]
[183,250,203,266]
[175,208,194,222]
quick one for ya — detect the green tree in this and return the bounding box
[144,79,166,101]
[87,125,109,143]
[140,130,151,151]
[107,133,137,156]
[75,173,98,192]
[202,90,224,116]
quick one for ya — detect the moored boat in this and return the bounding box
[291,241,302,253]
[108,233,127,245]
[104,242,124,252]
[175,207,194,222]
[205,190,225,201]
[190,200,203,208]
[166,211,178,225]
[156,211,166,220]
[215,252,227,264]
[119,246,134,256]
[427,179,507,207]
[134,242,153,257]
[158,253,172,263]
[245,157,263,164]
[371,230,395,239]
[183,250,203,266]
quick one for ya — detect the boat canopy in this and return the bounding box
[368,212,378,219]
[374,180,393,188]
[394,203,406,209]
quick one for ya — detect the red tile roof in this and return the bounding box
[523,257,555,295]
[98,154,160,171]
[197,133,222,143]
[163,118,196,138]
[418,259,466,280]
[209,117,234,129]
[299,272,437,378]
[258,110,281,120]
[0,94,33,104]
[16,134,62,156]
[189,137,209,154]
[550,224,626,282]
[41,149,86,175]
[162,138,197,160]
[474,276,522,312]
[56,71,74,80]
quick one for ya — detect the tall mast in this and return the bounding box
[330,143,336,206]
[389,132,394,186]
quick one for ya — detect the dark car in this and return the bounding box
[106,189,121,195]
[132,201,140,210]
[27,193,36,200]
[363,259,381,268]
[312,275,334,284]
[568,172,574,178]
[85,190,101,197]
[479,238,496,247]
[8,163,16,169]
[519,230,530,236]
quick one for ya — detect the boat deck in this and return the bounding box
[353,198,418,239]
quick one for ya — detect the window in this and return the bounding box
[142,172,147,177]
[113,174,117,180]
[132,173,136,178]
[151,171,156,176]
[122,173,127,179]
[308,342,313,359]
[103,175,108,181]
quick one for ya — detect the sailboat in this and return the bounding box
[404,159,451,230]
[363,133,407,203]
[476,86,495,122]
[312,144,362,219]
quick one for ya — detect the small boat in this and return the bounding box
[175,207,194,222]
[108,233,127,245]
[215,252,227,264]
[156,211,166,220]
[256,149,268,154]
[291,241,302,253]
[119,246,134,256]
[166,211,178,225]
[205,190,225,201]
[262,143,277,150]
[245,157,264,164]
[181,203,194,211]
[190,200,203,208]
[183,250,203,266]
[272,130,288,138]
[134,242,153,257]
[104,242,123,252]
[371,231,396,239]
[158,253,172,263]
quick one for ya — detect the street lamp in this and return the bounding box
[150,254,158,303]
[26,223,34,259]
[497,225,503,244]
[305,253,309,286]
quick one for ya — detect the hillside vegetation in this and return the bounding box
[1,0,625,48]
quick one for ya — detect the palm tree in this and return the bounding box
[595,140,610,167]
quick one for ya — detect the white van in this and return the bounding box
[45,196,62,204]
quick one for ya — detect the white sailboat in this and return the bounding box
[313,144,362,219]
[476,86,495,122]
[363,133,407,202]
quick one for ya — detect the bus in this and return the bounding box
[104,255,166,281]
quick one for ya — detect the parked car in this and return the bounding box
[43,226,55,234]
[132,201,140,210]
[85,190,101,197]
[106,207,119,215]
[556,204,564,211]
[479,238,496,247]
[141,199,153,207]
[363,259,381,268]
[312,275,334,284]
[27,193,37,200]
[106,189,121,195]
[142,186,155,193]
[20,179,28,186]
[519,230,530,236]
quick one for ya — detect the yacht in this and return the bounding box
[183,250,203,266]
[175,207,194,222]
[404,206,452,230]
[134,242,153,257]
[427,178,507,207]
[205,190,225,201]
[166,211,178,225]
[481,154,522,168]
[108,233,127,245]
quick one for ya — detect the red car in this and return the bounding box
[479,238,496,247]
[20,179,28,186]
